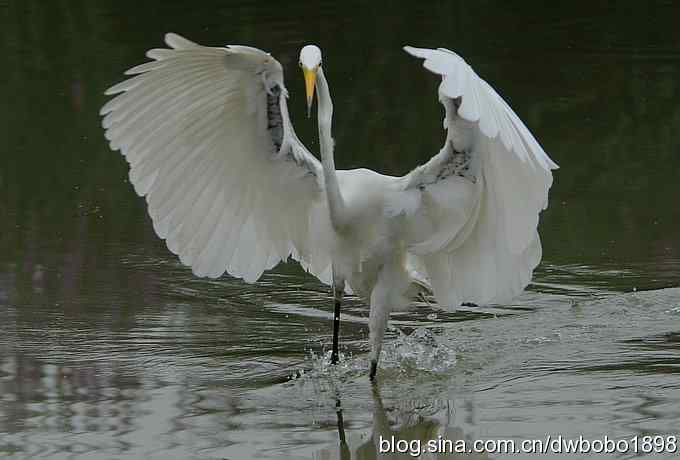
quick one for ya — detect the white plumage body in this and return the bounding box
[101,33,558,376]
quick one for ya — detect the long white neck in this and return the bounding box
[316,67,347,230]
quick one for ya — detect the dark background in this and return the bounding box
[2,1,678,302]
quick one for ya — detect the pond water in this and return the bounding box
[1,1,679,459]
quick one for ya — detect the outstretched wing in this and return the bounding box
[397,46,558,308]
[101,33,322,282]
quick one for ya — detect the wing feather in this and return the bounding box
[399,46,558,307]
[102,33,323,282]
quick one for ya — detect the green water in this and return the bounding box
[1,1,679,459]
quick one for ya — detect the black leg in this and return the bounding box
[331,281,343,365]
[335,393,351,459]
[331,297,341,364]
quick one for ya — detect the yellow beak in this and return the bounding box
[302,67,317,117]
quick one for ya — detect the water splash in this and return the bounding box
[288,327,457,386]
[381,327,457,375]
[289,348,367,383]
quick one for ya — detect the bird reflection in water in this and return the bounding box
[322,386,489,460]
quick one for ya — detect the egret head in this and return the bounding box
[299,45,322,116]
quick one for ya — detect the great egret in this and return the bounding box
[100,33,557,381]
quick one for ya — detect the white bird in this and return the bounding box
[100,33,558,381]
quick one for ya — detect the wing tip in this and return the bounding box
[164,32,199,49]
[103,83,124,96]
[403,46,465,63]
[403,45,429,59]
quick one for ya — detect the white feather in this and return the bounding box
[101,34,324,281]
[400,46,558,308]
